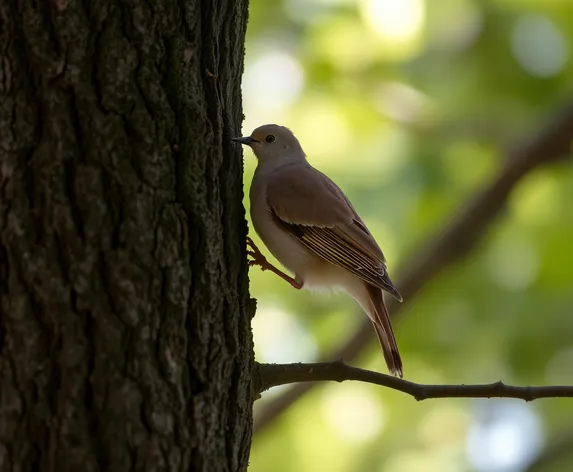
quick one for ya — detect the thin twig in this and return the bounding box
[254,362,573,402]
[254,104,573,434]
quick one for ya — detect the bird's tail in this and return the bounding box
[365,284,403,378]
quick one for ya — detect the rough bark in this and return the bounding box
[0,1,253,471]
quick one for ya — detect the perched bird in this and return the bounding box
[233,124,404,377]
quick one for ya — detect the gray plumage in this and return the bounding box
[234,124,403,377]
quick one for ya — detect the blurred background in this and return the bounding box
[240,0,573,471]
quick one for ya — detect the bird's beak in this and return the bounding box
[232,136,257,146]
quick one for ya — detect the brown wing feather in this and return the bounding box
[275,217,402,301]
[266,164,402,301]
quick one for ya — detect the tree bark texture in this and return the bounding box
[0,1,253,471]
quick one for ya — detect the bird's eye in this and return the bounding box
[265,135,275,143]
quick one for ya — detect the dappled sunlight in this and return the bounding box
[290,99,351,166]
[512,15,569,77]
[466,401,544,471]
[242,49,305,127]
[359,0,425,57]
[252,303,318,363]
[321,384,387,442]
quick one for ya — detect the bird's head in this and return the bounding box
[232,124,305,165]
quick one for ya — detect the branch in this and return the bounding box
[254,104,573,434]
[254,362,573,402]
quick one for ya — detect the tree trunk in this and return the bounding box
[0,1,253,471]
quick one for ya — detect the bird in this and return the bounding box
[232,124,404,377]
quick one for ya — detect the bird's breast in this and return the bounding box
[249,176,313,279]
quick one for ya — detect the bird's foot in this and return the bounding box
[246,236,269,269]
[246,236,303,290]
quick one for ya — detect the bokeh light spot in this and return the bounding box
[360,0,425,43]
[512,15,568,77]
[243,50,305,117]
[467,401,543,471]
[252,304,317,363]
[321,384,386,442]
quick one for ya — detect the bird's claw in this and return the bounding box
[246,238,269,269]
[245,235,303,290]
[248,258,267,270]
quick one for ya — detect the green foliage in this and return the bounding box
[243,0,573,470]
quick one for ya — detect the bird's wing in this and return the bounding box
[266,164,402,300]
